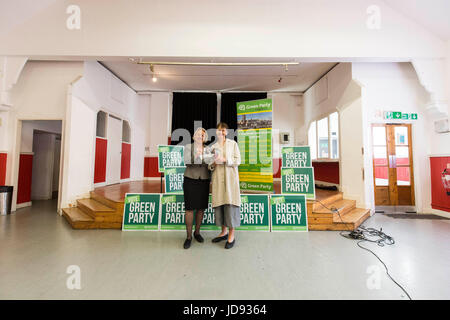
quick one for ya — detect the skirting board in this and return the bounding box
[424,207,450,219]
[16,201,32,209]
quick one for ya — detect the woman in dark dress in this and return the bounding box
[182,127,213,249]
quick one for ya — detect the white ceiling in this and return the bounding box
[102,58,337,93]
[384,0,450,41]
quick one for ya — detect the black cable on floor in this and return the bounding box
[315,199,412,300]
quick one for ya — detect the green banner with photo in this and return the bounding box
[122,193,161,231]
[164,167,185,194]
[158,145,184,173]
[281,167,315,199]
[282,146,311,168]
[237,99,273,192]
[271,195,308,231]
[237,194,270,231]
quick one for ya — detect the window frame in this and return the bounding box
[309,112,339,161]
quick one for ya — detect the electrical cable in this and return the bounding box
[315,199,412,300]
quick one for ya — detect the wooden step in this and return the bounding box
[312,192,343,211]
[62,207,122,229]
[62,207,94,228]
[313,199,356,216]
[77,198,116,218]
[334,208,371,228]
[90,191,122,210]
[308,208,371,231]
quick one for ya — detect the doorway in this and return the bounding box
[16,120,63,211]
[372,124,415,206]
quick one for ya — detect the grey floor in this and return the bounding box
[0,200,449,300]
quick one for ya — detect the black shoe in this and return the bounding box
[193,232,204,243]
[225,239,235,249]
[212,234,228,243]
[183,238,192,249]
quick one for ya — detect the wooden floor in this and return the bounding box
[63,180,370,230]
[92,180,340,203]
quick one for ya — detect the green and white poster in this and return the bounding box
[158,145,184,173]
[271,195,308,231]
[164,167,185,194]
[122,193,161,231]
[199,195,221,231]
[281,167,315,199]
[160,194,220,231]
[160,194,186,230]
[237,194,270,231]
[281,146,311,168]
[236,98,273,192]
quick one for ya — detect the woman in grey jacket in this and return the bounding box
[182,128,213,249]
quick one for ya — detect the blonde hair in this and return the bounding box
[194,127,208,143]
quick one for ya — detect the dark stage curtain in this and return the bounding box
[220,92,267,133]
[171,92,217,146]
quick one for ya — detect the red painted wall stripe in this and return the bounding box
[17,154,33,204]
[0,153,7,186]
[430,156,450,213]
[94,138,107,184]
[121,143,131,180]
[144,157,160,178]
[312,161,340,185]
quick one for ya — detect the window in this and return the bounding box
[308,112,339,160]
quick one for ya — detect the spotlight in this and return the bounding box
[152,76,157,82]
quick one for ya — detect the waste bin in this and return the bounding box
[0,186,13,215]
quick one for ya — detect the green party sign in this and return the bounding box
[122,193,161,231]
[237,194,270,231]
[282,146,311,168]
[158,145,184,173]
[160,194,186,230]
[164,167,185,194]
[160,194,220,231]
[197,195,221,231]
[270,195,308,231]
[281,167,315,199]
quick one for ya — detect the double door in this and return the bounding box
[372,124,415,206]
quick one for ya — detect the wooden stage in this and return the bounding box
[63,180,371,231]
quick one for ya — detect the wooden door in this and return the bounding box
[372,124,415,206]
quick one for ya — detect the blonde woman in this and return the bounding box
[208,122,241,249]
[182,127,213,249]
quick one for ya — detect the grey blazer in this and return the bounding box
[184,143,214,180]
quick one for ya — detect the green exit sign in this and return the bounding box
[384,111,418,121]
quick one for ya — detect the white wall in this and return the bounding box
[270,93,303,159]
[61,95,96,207]
[0,0,446,59]
[20,120,61,153]
[353,62,431,213]
[148,92,171,157]
[6,61,83,211]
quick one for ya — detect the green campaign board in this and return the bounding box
[160,194,220,231]
[158,145,184,173]
[200,195,221,231]
[122,193,161,231]
[270,195,308,231]
[281,167,315,199]
[164,167,185,194]
[236,98,273,192]
[281,146,311,168]
[237,194,270,231]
